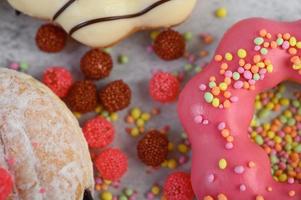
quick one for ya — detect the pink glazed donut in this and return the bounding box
[178,18,301,200]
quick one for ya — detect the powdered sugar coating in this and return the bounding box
[0,68,93,200]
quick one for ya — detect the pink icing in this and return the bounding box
[178,18,301,199]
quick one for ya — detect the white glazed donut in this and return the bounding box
[0,68,94,200]
[7,0,197,47]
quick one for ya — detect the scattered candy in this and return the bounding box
[80,49,113,80]
[95,148,128,181]
[99,80,132,112]
[153,29,186,61]
[149,71,180,103]
[35,23,67,53]
[65,80,98,113]
[0,167,13,200]
[82,116,115,148]
[42,67,73,98]
[163,172,194,200]
[137,130,169,167]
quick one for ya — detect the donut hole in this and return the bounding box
[248,81,301,184]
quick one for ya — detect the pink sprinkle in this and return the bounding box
[254,46,261,51]
[238,67,245,74]
[147,192,154,200]
[9,63,19,70]
[234,81,243,89]
[225,70,232,77]
[207,174,215,183]
[147,45,153,53]
[95,177,102,184]
[219,104,224,109]
[248,79,256,85]
[199,84,207,91]
[288,178,295,184]
[194,115,203,124]
[239,184,247,191]
[260,74,265,80]
[234,166,245,174]
[259,68,267,74]
[39,188,46,193]
[217,122,226,130]
[6,157,15,166]
[225,142,234,150]
[282,41,290,49]
[230,96,239,102]
[202,119,209,125]
[243,70,252,80]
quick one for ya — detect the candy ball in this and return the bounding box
[80,49,113,80]
[95,148,128,181]
[99,80,131,112]
[149,71,180,103]
[66,80,97,113]
[42,67,73,98]
[35,23,67,53]
[0,167,13,200]
[82,116,115,148]
[163,172,194,200]
[137,130,169,167]
[153,29,185,61]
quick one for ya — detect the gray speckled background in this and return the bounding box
[1,0,301,199]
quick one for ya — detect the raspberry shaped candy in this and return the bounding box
[137,130,169,167]
[95,148,128,181]
[35,23,67,53]
[99,80,131,112]
[82,116,115,148]
[80,49,113,80]
[66,80,97,113]
[153,29,185,61]
[43,67,73,98]
[149,71,180,103]
[164,172,194,200]
[0,167,13,200]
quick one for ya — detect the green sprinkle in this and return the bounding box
[254,37,264,45]
[232,72,240,80]
[124,188,134,197]
[118,55,129,64]
[255,135,264,145]
[194,66,202,73]
[253,73,260,81]
[119,195,128,200]
[287,118,296,126]
[204,92,214,103]
[270,155,279,164]
[20,62,29,71]
[184,64,193,71]
[276,38,284,45]
[208,81,216,88]
[183,32,193,41]
[260,48,268,55]
[294,144,301,153]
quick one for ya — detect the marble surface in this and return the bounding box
[1,0,301,199]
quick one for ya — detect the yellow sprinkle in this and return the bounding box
[237,49,247,58]
[215,7,228,18]
[296,41,301,49]
[256,62,265,68]
[101,191,113,200]
[219,82,228,91]
[131,107,141,119]
[218,158,227,169]
[110,113,118,121]
[168,142,174,151]
[289,37,297,46]
[141,112,151,121]
[266,64,273,73]
[130,127,140,137]
[151,186,160,195]
[167,159,177,169]
[225,52,233,61]
[178,144,189,153]
[212,98,220,107]
[95,106,103,113]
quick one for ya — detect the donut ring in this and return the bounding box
[178,18,301,200]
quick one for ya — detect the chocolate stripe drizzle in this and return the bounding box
[53,0,76,21]
[69,0,172,35]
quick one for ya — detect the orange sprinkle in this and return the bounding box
[266,186,273,192]
[224,77,232,85]
[223,100,231,108]
[217,193,228,200]
[256,195,265,200]
[270,41,277,48]
[283,33,291,40]
[289,48,297,55]
[277,33,282,38]
[209,76,216,81]
[253,55,262,63]
[249,85,256,90]
[203,196,214,200]
[251,65,259,73]
[259,29,267,37]
[288,190,296,197]
[226,136,234,142]
[224,91,231,98]
[243,82,250,89]
[214,55,223,62]
[244,63,252,70]
[266,33,272,39]
[263,42,270,48]
[220,69,225,75]
[221,129,230,137]
[220,63,228,70]
[264,59,272,65]
[212,87,221,96]
[239,59,245,66]
[248,161,256,168]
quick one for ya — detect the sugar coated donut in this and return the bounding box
[7,0,196,47]
[0,68,94,199]
[178,18,301,199]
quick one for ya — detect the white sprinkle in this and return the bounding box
[239,184,246,191]
[194,115,203,124]
[225,142,234,150]
[234,166,245,174]
[207,174,215,183]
